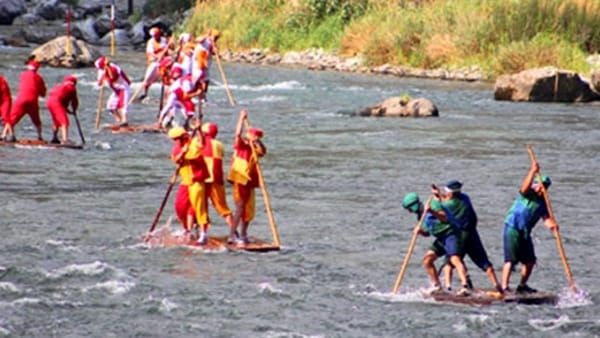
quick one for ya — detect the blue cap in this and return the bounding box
[533,175,551,188]
[445,180,463,192]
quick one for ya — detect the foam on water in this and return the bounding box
[159,298,179,313]
[83,280,135,295]
[234,80,304,92]
[0,282,19,293]
[46,261,109,279]
[556,286,593,308]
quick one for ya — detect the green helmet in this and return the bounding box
[402,192,420,212]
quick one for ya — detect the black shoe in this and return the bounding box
[137,93,147,101]
[466,276,474,290]
[5,135,16,143]
[50,138,60,144]
[516,284,537,294]
[119,122,129,127]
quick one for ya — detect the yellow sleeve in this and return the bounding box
[184,137,202,160]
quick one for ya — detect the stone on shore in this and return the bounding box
[0,0,26,25]
[358,97,439,117]
[494,67,600,102]
[30,35,101,68]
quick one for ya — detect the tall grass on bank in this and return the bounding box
[184,0,600,78]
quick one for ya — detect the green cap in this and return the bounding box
[402,192,420,212]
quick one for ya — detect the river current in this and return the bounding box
[0,47,598,337]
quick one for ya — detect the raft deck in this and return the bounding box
[425,288,558,306]
[0,139,84,150]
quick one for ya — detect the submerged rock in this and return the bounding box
[358,97,439,117]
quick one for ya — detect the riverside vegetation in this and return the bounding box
[181,0,600,80]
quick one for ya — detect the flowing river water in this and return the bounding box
[0,47,598,337]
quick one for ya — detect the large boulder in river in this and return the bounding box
[358,97,439,117]
[30,36,101,68]
[494,67,600,102]
[0,0,26,25]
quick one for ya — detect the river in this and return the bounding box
[0,47,598,337]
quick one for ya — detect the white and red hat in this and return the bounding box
[26,60,41,71]
[95,56,108,69]
[149,27,161,37]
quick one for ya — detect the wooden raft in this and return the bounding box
[0,139,83,150]
[103,124,165,134]
[425,288,558,306]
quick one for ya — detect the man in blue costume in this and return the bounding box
[402,192,471,296]
[501,160,558,293]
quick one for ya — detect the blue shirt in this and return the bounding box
[441,192,477,231]
[504,190,549,235]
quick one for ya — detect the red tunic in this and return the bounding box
[0,76,11,123]
[47,82,78,128]
[7,69,46,127]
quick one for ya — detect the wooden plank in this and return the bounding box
[0,139,83,150]
[424,288,558,306]
[103,124,165,134]
[146,232,280,253]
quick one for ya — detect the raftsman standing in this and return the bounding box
[227,109,267,245]
[95,56,131,126]
[1,59,46,142]
[202,122,236,241]
[501,159,558,293]
[47,75,79,145]
[402,192,472,296]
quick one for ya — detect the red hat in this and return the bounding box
[95,56,107,69]
[26,60,41,71]
[202,123,218,137]
[63,75,77,85]
[171,65,183,78]
[248,127,264,138]
[159,57,173,69]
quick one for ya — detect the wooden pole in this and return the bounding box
[214,47,235,106]
[95,84,104,129]
[527,145,577,293]
[392,196,432,294]
[65,9,72,56]
[243,119,280,247]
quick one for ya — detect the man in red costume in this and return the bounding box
[135,27,172,101]
[227,109,267,245]
[202,122,236,242]
[2,59,46,142]
[95,56,131,126]
[47,75,79,145]
[0,74,11,126]
[169,123,211,245]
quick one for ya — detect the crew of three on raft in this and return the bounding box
[400,157,560,298]
[0,27,223,144]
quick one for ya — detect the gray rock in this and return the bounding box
[93,14,132,38]
[358,97,439,117]
[33,0,67,21]
[494,67,600,102]
[98,29,130,46]
[0,0,26,25]
[72,17,99,44]
[30,35,102,68]
[12,13,42,26]
[128,20,148,46]
[21,24,62,44]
